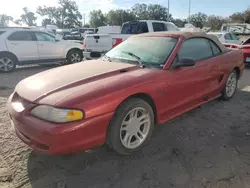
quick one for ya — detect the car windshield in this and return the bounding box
[230,33,239,40]
[105,37,178,68]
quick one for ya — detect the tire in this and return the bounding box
[106,98,155,155]
[66,50,83,64]
[221,69,238,100]
[0,54,17,73]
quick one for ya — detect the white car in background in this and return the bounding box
[208,32,243,45]
[0,28,84,72]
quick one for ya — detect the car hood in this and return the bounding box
[15,60,144,104]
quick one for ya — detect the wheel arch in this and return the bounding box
[233,66,241,79]
[0,51,19,64]
[66,48,83,58]
[116,93,158,124]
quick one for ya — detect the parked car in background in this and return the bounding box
[0,28,84,72]
[7,32,244,155]
[55,29,71,39]
[70,27,97,38]
[221,23,250,35]
[208,32,243,45]
[83,20,180,59]
[223,43,250,65]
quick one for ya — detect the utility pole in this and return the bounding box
[188,0,191,23]
[167,0,170,22]
[83,13,86,26]
[121,10,123,25]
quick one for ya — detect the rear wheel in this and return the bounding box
[66,50,83,64]
[0,54,16,73]
[221,70,238,100]
[107,98,154,155]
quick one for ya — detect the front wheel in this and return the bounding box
[66,50,83,64]
[0,55,16,73]
[107,98,154,155]
[221,70,238,100]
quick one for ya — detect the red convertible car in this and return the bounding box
[7,32,244,155]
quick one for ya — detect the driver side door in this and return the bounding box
[162,37,217,117]
[34,32,64,60]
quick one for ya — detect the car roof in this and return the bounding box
[131,31,229,52]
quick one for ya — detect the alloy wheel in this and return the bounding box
[0,57,14,72]
[225,72,237,97]
[120,107,151,149]
[70,53,81,63]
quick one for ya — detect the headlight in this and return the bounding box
[31,105,84,123]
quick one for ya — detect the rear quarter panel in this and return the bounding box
[222,49,244,78]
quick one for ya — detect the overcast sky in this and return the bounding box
[1,0,249,25]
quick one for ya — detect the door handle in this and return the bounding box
[39,44,44,46]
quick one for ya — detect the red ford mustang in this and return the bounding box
[7,32,244,155]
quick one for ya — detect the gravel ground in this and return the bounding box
[1,65,250,188]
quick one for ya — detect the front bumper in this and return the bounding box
[7,93,114,155]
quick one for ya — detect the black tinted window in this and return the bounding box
[121,22,148,34]
[178,38,213,61]
[8,31,34,41]
[209,41,221,56]
[153,22,167,32]
[121,23,130,34]
[0,31,5,35]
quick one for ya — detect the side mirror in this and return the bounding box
[172,58,196,69]
[90,52,102,58]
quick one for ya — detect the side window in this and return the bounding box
[209,41,221,56]
[121,22,149,34]
[224,33,232,40]
[178,38,213,61]
[138,22,149,33]
[121,23,130,34]
[8,31,34,41]
[35,32,56,42]
[152,22,167,32]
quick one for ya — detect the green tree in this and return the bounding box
[106,9,135,25]
[230,9,250,23]
[205,15,229,30]
[37,0,82,28]
[188,12,207,28]
[83,24,90,28]
[131,3,172,21]
[172,18,187,27]
[20,7,37,26]
[89,10,106,27]
[0,14,13,26]
[41,18,55,26]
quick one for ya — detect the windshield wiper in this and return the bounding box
[102,54,112,62]
[122,51,145,68]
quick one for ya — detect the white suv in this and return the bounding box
[0,28,84,72]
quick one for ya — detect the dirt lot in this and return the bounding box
[1,65,250,188]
